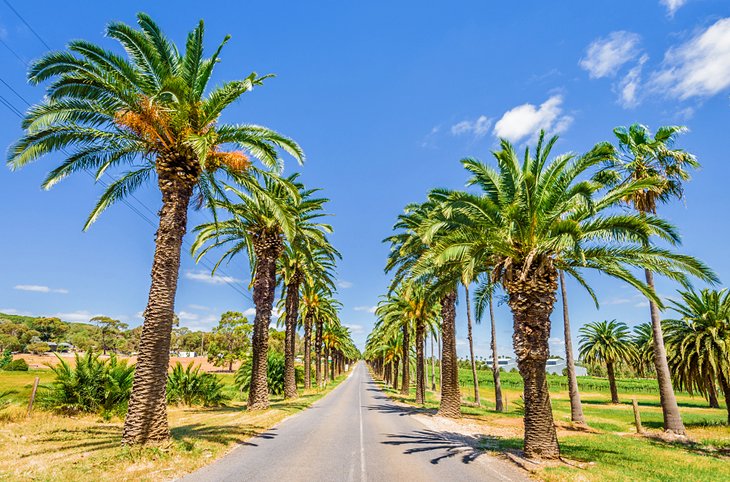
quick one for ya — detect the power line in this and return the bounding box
[0,2,253,303]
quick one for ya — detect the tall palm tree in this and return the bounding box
[665,288,730,422]
[192,174,298,410]
[474,276,504,412]
[559,271,585,423]
[603,123,700,435]
[419,132,714,458]
[276,180,337,398]
[7,14,303,445]
[299,273,337,388]
[579,320,637,404]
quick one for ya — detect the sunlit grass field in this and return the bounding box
[0,368,349,481]
[380,367,730,481]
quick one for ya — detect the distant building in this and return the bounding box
[177,351,197,358]
[485,356,587,376]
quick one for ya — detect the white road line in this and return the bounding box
[358,366,367,482]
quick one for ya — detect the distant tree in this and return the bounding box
[268,328,286,354]
[579,320,637,403]
[27,342,51,355]
[91,316,129,355]
[32,317,68,342]
[207,312,252,372]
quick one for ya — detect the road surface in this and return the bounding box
[181,361,527,482]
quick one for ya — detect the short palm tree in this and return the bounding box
[602,123,700,435]
[7,13,303,445]
[419,132,714,458]
[192,174,298,410]
[579,320,637,404]
[665,288,730,422]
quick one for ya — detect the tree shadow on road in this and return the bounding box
[366,403,434,416]
[382,429,492,464]
[172,424,278,447]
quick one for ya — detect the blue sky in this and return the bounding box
[1,0,729,358]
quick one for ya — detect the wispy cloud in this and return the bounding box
[660,0,687,17]
[0,308,33,316]
[14,284,69,294]
[580,31,642,79]
[549,337,565,347]
[184,270,242,285]
[337,280,353,289]
[493,95,572,143]
[450,115,492,138]
[242,308,256,317]
[53,310,101,323]
[651,18,730,100]
[354,305,377,314]
[188,304,211,311]
[618,54,648,108]
[344,323,364,333]
[177,311,199,321]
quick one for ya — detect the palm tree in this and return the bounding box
[474,276,504,412]
[192,174,299,410]
[665,288,730,422]
[299,273,337,388]
[7,14,303,445]
[603,123,700,435]
[277,180,337,398]
[632,322,655,378]
[579,320,637,404]
[419,132,714,458]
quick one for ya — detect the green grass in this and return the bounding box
[0,369,55,405]
[383,366,730,481]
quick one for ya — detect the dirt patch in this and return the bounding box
[14,354,239,372]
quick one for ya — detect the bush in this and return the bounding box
[235,352,303,395]
[0,390,17,410]
[3,359,28,371]
[0,350,12,369]
[167,362,229,407]
[26,342,50,355]
[40,352,134,419]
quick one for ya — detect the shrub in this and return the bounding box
[0,390,17,409]
[0,350,12,369]
[235,352,303,395]
[3,359,29,371]
[26,342,50,355]
[166,362,229,407]
[41,352,134,419]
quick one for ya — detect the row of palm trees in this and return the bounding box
[7,13,357,445]
[365,126,717,459]
[579,287,730,423]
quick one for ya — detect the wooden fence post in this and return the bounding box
[27,376,40,417]
[632,397,644,434]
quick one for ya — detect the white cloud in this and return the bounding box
[450,115,492,138]
[0,308,33,316]
[661,0,687,16]
[53,310,101,323]
[14,284,69,294]
[354,306,377,314]
[549,337,565,347]
[188,304,211,311]
[337,280,353,289]
[618,54,649,108]
[177,311,199,321]
[493,95,573,143]
[344,323,364,333]
[651,18,730,100]
[580,31,642,79]
[242,308,256,317]
[184,270,242,285]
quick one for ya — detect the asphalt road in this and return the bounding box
[181,361,527,482]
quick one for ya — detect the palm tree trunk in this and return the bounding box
[400,322,410,395]
[607,361,619,404]
[505,270,560,459]
[645,269,686,435]
[708,382,720,409]
[559,271,584,423]
[489,292,504,412]
[324,348,329,384]
[122,179,192,445]
[284,276,300,399]
[464,283,480,406]
[430,333,436,391]
[415,319,426,404]
[438,289,461,418]
[438,328,442,389]
[315,319,323,388]
[393,359,399,390]
[304,313,312,389]
[718,372,730,424]
[248,236,282,411]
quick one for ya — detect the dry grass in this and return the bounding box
[0,371,349,482]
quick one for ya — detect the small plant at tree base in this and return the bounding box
[166,362,229,407]
[235,352,303,396]
[2,359,29,371]
[41,352,134,419]
[0,390,18,410]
